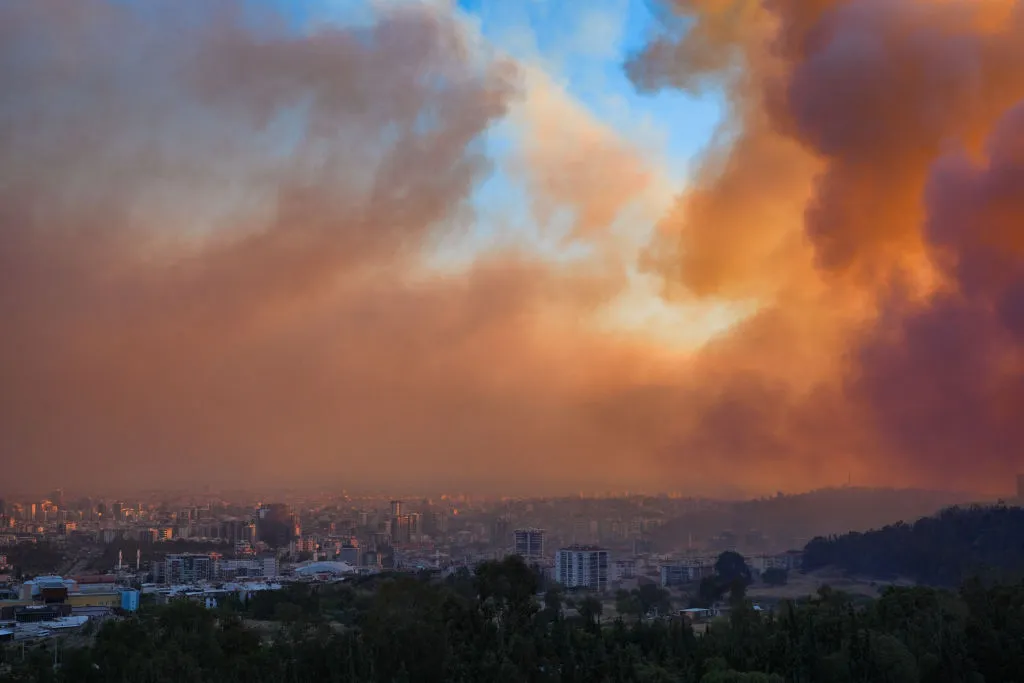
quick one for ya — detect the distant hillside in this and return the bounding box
[654,487,977,550]
[802,505,1024,586]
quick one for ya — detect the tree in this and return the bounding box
[543,587,563,617]
[715,551,752,585]
[615,589,641,620]
[728,578,747,606]
[6,553,1024,683]
[863,632,919,683]
[762,568,788,586]
[577,595,603,631]
[697,577,725,608]
[636,583,672,617]
[702,672,785,683]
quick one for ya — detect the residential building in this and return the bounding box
[492,516,510,548]
[257,504,297,548]
[219,556,278,579]
[554,545,609,591]
[514,528,545,560]
[612,558,636,581]
[392,515,411,545]
[660,564,693,587]
[165,553,219,584]
[339,541,360,566]
[750,550,803,573]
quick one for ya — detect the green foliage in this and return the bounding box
[4,568,1024,683]
[714,552,752,586]
[802,504,1024,585]
[696,576,724,607]
[616,584,671,619]
[701,671,784,683]
[694,553,753,609]
[3,543,65,578]
[761,568,788,586]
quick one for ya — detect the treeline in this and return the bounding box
[1,543,65,579]
[5,556,1024,682]
[803,505,1024,585]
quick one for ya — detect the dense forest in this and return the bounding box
[4,556,1024,682]
[802,505,1024,585]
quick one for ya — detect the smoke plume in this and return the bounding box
[631,0,1024,493]
[3,0,1024,496]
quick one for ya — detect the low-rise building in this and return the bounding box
[750,551,803,573]
[613,558,637,581]
[165,553,220,584]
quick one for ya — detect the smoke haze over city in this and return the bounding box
[2,0,1024,497]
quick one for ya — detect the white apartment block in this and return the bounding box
[554,545,609,592]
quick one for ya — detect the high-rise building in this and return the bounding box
[514,528,545,559]
[554,545,609,591]
[221,519,256,545]
[427,510,447,535]
[492,516,510,548]
[392,515,411,545]
[371,531,392,551]
[257,504,296,548]
[390,500,402,518]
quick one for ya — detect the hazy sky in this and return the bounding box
[2,0,1024,498]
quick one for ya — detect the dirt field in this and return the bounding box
[746,569,916,605]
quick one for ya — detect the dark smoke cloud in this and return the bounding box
[858,102,1024,488]
[631,0,1024,493]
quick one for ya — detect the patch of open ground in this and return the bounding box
[747,569,916,605]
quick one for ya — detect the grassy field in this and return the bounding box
[746,569,916,605]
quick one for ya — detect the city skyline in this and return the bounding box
[3,0,1024,496]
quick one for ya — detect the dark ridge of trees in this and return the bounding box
[5,554,1024,682]
[802,504,1024,585]
[2,543,66,578]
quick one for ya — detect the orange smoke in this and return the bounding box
[631,0,1024,493]
[2,0,1024,497]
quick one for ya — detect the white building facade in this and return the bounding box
[554,545,609,591]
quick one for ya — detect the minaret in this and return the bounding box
[117,550,123,571]
[136,548,141,571]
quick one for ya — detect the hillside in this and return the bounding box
[654,487,977,550]
[802,504,1024,586]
